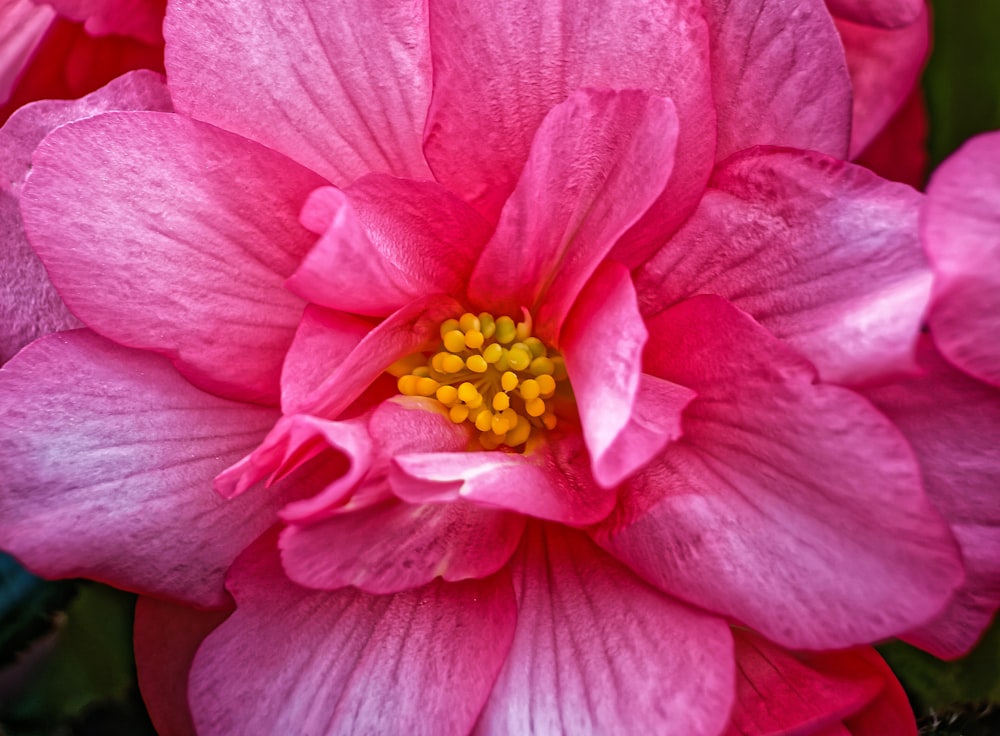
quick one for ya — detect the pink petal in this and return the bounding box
[134,597,231,736]
[826,0,923,28]
[864,338,1000,657]
[836,8,929,158]
[425,0,714,249]
[280,497,525,594]
[286,176,491,316]
[21,111,326,404]
[468,88,677,341]
[725,630,882,736]
[703,0,852,161]
[0,0,55,105]
[476,523,733,735]
[0,331,284,607]
[165,0,431,185]
[596,295,964,649]
[855,88,929,189]
[924,131,1000,387]
[392,429,615,527]
[636,147,931,385]
[189,532,516,736]
[45,0,165,44]
[0,70,170,363]
[562,261,694,488]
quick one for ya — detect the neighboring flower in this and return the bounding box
[0,0,973,733]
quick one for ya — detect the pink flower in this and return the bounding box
[0,0,971,732]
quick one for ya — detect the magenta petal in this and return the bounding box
[826,0,922,28]
[46,0,165,44]
[562,262,694,487]
[637,148,931,385]
[703,0,852,161]
[165,0,431,185]
[596,296,963,649]
[0,70,171,363]
[469,89,677,341]
[21,111,326,404]
[0,0,54,104]
[287,176,492,317]
[0,331,284,607]
[189,534,516,736]
[924,131,1000,387]
[476,523,733,735]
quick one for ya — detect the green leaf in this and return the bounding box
[0,553,76,668]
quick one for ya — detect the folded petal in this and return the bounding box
[596,296,963,649]
[826,0,923,28]
[165,0,431,184]
[562,261,694,487]
[0,0,55,106]
[854,88,929,189]
[46,0,165,44]
[425,0,713,245]
[703,0,852,161]
[636,147,930,385]
[0,331,284,607]
[1,70,171,363]
[286,177,492,316]
[189,533,516,736]
[21,111,327,404]
[923,131,1000,387]
[469,89,677,341]
[476,523,733,736]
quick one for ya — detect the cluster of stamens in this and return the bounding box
[391,311,568,449]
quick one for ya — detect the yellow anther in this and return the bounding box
[529,356,555,376]
[515,318,532,341]
[443,330,466,353]
[465,329,484,349]
[524,337,546,358]
[479,313,496,339]
[475,410,494,432]
[397,375,421,395]
[459,312,481,332]
[442,353,465,373]
[466,355,488,373]
[525,397,546,417]
[492,392,510,411]
[465,392,484,409]
[491,413,510,435]
[436,385,458,404]
[439,318,460,338]
[501,408,517,426]
[449,404,469,423]
[505,416,531,447]
[507,347,531,371]
[501,371,519,392]
[412,366,431,377]
[494,316,516,344]
[387,353,426,377]
[431,352,448,373]
[542,413,558,430]
[493,350,510,372]
[480,431,502,450]
[415,377,439,397]
[536,374,556,396]
[458,382,479,403]
[519,379,540,401]
[482,343,503,364]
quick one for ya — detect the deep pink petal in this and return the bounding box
[425,0,714,251]
[0,70,170,363]
[562,261,694,487]
[837,8,929,158]
[287,176,492,316]
[636,147,931,385]
[469,89,677,341]
[864,338,1000,657]
[189,532,516,736]
[924,131,1000,387]
[826,0,922,28]
[596,296,963,649]
[46,0,165,44]
[165,0,431,185]
[724,630,882,736]
[0,331,284,607]
[855,88,929,189]
[0,0,55,105]
[703,0,852,161]
[476,523,733,735]
[21,111,326,404]
[134,597,231,736]
[392,429,615,526]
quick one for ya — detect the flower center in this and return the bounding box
[391,311,568,449]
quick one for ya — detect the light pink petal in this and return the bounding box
[476,523,733,735]
[704,0,852,162]
[289,294,463,417]
[165,0,431,185]
[469,89,677,341]
[0,0,55,105]
[636,147,931,385]
[281,497,525,594]
[21,111,325,404]
[426,0,714,260]
[392,429,615,526]
[837,8,929,158]
[134,597,230,736]
[595,296,963,650]
[864,338,1000,657]
[562,261,694,488]
[0,70,171,363]
[46,0,165,44]
[287,177,491,316]
[0,331,284,607]
[725,630,882,736]
[826,0,922,28]
[189,533,516,736]
[924,131,1000,387]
